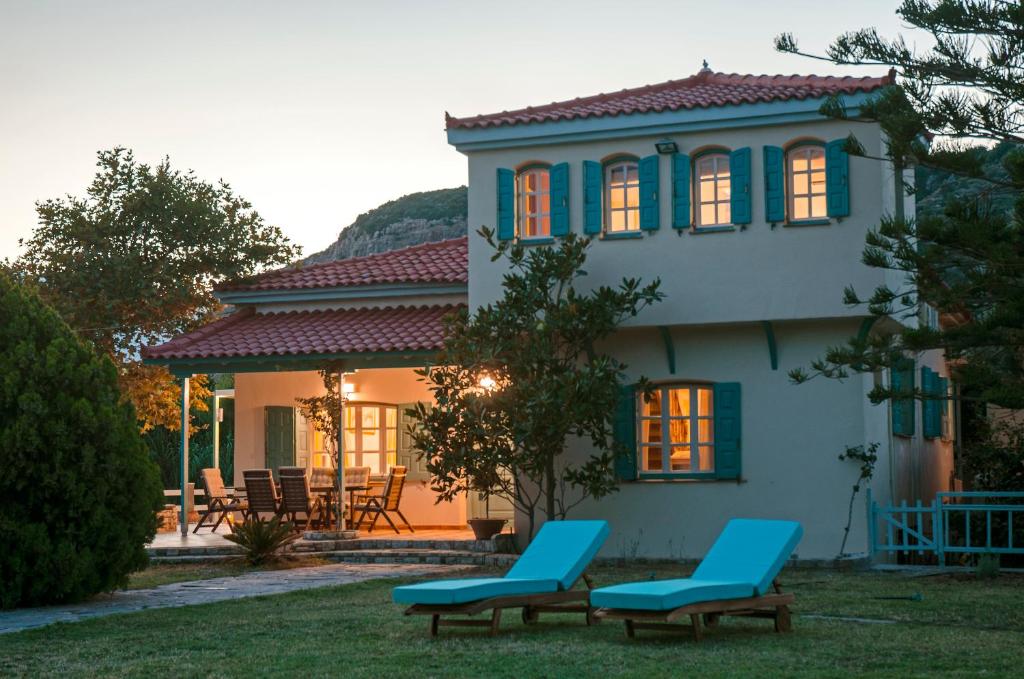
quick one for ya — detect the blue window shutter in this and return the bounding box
[763,146,785,223]
[672,153,691,229]
[922,367,942,438]
[550,162,570,237]
[826,138,850,218]
[639,154,660,231]
[583,161,603,234]
[496,168,515,240]
[613,384,637,481]
[713,383,741,479]
[730,147,752,224]
[892,359,915,436]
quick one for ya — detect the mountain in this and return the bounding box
[304,187,467,264]
[915,143,1017,218]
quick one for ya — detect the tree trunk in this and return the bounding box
[544,453,556,521]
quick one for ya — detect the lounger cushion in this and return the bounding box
[392,577,560,606]
[590,579,755,611]
[691,518,803,595]
[505,520,610,590]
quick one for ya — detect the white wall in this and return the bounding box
[234,368,467,528]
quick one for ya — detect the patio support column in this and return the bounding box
[337,369,347,531]
[180,375,190,537]
[212,393,220,472]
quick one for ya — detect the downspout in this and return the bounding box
[180,376,190,537]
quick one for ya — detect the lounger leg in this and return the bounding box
[774,605,792,633]
[624,620,635,639]
[489,608,502,636]
[430,615,440,637]
[690,614,703,642]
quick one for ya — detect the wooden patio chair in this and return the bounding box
[278,467,327,532]
[353,465,413,534]
[394,520,609,636]
[242,469,281,520]
[590,519,803,641]
[193,468,248,533]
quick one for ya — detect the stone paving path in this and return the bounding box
[0,563,469,635]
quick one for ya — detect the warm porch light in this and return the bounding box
[479,375,497,391]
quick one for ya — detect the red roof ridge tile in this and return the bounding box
[446,69,894,130]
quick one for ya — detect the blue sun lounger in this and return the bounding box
[393,520,609,636]
[592,518,803,640]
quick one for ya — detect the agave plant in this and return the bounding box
[224,517,299,565]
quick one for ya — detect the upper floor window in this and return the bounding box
[605,160,640,232]
[517,167,551,239]
[695,153,731,227]
[343,403,398,475]
[638,384,715,476]
[788,144,827,221]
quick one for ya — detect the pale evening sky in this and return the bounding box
[0,0,909,263]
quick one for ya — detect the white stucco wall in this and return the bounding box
[234,368,467,528]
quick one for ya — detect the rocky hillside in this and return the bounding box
[916,142,1017,218]
[304,187,467,264]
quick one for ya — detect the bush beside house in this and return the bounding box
[0,272,164,609]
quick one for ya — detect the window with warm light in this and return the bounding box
[695,153,731,227]
[788,145,827,221]
[343,403,398,475]
[638,384,715,475]
[605,160,640,232]
[517,167,551,238]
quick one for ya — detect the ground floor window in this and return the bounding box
[638,384,715,475]
[343,403,397,475]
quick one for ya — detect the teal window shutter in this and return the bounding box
[825,138,850,218]
[613,384,638,481]
[672,153,691,229]
[922,368,942,438]
[713,383,741,479]
[892,359,915,436]
[496,168,515,240]
[639,154,660,231]
[763,146,785,223]
[938,376,950,439]
[583,161,603,234]
[550,162,570,237]
[729,147,752,224]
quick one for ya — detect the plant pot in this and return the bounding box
[468,518,507,540]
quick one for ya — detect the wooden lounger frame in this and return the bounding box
[593,579,794,641]
[404,574,598,637]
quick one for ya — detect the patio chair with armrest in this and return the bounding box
[193,467,248,533]
[393,520,610,636]
[353,465,412,534]
[242,469,281,521]
[278,467,327,532]
[590,518,803,641]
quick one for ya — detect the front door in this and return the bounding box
[264,406,295,478]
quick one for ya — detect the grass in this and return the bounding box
[2,564,1022,678]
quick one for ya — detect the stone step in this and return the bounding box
[322,549,518,567]
[147,545,242,558]
[293,538,499,554]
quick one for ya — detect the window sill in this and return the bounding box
[785,219,832,227]
[517,237,554,246]
[600,231,644,241]
[631,474,737,482]
[691,225,736,234]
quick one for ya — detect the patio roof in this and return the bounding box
[142,304,462,375]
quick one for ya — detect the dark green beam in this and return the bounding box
[761,321,778,371]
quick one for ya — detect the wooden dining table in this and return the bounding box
[310,484,370,529]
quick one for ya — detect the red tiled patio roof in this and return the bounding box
[217,237,468,293]
[142,304,462,361]
[445,69,895,130]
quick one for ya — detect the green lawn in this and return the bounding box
[2,565,1022,678]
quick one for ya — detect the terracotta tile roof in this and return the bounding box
[217,237,468,293]
[446,69,895,130]
[142,304,462,361]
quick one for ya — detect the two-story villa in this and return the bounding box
[445,67,956,559]
[146,67,956,560]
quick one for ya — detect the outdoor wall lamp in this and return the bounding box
[655,139,678,154]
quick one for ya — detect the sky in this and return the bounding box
[0,0,911,262]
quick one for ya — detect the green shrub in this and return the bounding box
[224,517,298,565]
[0,272,164,608]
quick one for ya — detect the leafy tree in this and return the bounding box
[0,271,164,608]
[775,2,1024,430]
[410,230,663,538]
[296,370,342,467]
[13,148,300,431]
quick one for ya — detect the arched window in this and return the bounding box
[787,144,827,221]
[695,152,731,227]
[517,166,550,238]
[605,159,640,232]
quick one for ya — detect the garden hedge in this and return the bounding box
[0,272,164,608]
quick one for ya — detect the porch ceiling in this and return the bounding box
[142,304,462,376]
